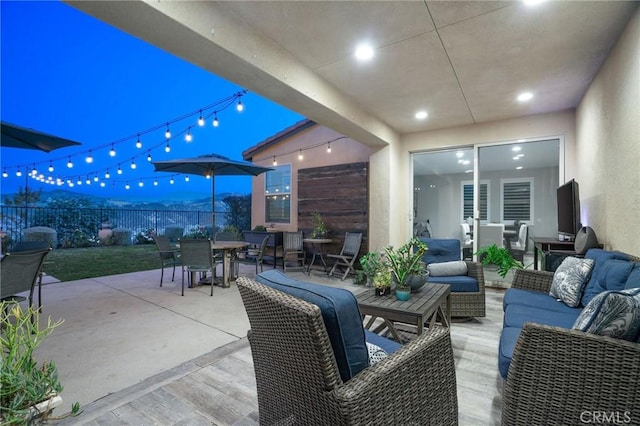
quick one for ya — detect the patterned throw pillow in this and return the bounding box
[366,342,388,366]
[549,257,595,307]
[573,288,640,341]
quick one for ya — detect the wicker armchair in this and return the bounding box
[237,277,458,425]
[502,268,640,425]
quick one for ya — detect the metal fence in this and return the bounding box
[0,206,226,248]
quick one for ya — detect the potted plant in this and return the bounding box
[310,212,328,238]
[372,268,392,296]
[384,237,429,295]
[475,244,524,278]
[0,303,81,424]
[359,251,386,287]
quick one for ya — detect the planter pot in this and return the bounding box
[27,394,63,422]
[374,286,391,296]
[395,287,411,301]
[405,273,429,292]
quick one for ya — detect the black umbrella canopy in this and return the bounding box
[153,153,273,231]
[1,121,82,152]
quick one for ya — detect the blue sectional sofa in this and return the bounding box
[499,248,640,425]
[419,238,486,317]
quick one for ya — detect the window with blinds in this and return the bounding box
[462,181,488,221]
[265,165,291,223]
[502,179,532,222]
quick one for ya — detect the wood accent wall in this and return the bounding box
[298,162,368,257]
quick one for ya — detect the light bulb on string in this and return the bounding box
[165,123,171,139]
[2,169,7,178]
[236,99,244,112]
[125,182,130,190]
[185,127,193,142]
[153,180,158,186]
[170,178,175,185]
[298,149,303,161]
[48,162,54,172]
[273,156,277,166]
[16,169,22,177]
[86,177,91,185]
[138,180,144,187]
[86,151,94,163]
[147,151,152,162]
[109,144,116,157]
[185,175,190,182]
[67,157,73,168]
[136,134,142,149]
[117,164,123,175]
[327,142,332,153]
[198,111,205,127]
[105,170,110,179]
[93,175,99,182]
[213,113,219,127]
[77,179,82,185]
[131,160,137,170]
[100,182,106,188]
[165,142,171,153]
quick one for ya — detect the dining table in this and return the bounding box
[212,240,249,288]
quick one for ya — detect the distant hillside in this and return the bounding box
[1,188,246,211]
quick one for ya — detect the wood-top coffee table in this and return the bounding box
[356,283,451,343]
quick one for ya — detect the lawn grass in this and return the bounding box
[44,245,160,282]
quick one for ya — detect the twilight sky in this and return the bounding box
[0,1,303,201]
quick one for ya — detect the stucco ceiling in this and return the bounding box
[67,1,638,148]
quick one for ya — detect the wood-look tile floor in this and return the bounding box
[61,287,506,425]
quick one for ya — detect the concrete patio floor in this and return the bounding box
[33,264,363,419]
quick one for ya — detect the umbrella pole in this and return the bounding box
[211,170,215,236]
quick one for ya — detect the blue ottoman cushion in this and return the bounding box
[256,269,368,382]
[427,275,478,292]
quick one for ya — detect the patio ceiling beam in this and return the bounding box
[65,0,397,148]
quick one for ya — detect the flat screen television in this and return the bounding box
[557,179,581,240]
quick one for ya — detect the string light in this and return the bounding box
[154,180,158,186]
[198,111,205,127]
[93,175,99,182]
[109,144,116,157]
[170,178,175,185]
[327,142,332,153]
[67,157,73,168]
[136,134,142,149]
[273,156,277,166]
[105,170,110,179]
[213,113,219,127]
[147,151,152,162]
[298,149,303,161]
[125,182,130,190]
[236,99,244,112]
[165,123,171,139]
[138,180,144,187]
[2,169,7,178]
[185,176,190,182]
[185,127,193,142]
[86,151,94,163]
[130,160,137,170]
[48,162,54,172]
[117,164,123,175]
[16,169,22,177]
[165,142,171,153]
[100,182,106,188]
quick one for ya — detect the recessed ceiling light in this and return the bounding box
[516,166,524,170]
[354,43,374,61]
[518,139,527,142]
[415,110,428,120]
[462,160,470,165]
[523,0,546,6]
[456,151,464,158]
[465,169,473,174]
[458,159,464,164]
[517,154,525,158]
[512,146,522,152]
[513,156,520,160]
[517,92,534,102]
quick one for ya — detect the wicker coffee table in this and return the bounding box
[356,283,451,343]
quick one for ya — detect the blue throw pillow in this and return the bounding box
[581,260,634,306]
[581,249,630,306]
[549,257,594,307]
[573,288,640,341]
[255,270,368,382]
[625,264,640,290]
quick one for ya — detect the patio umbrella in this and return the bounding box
[152,153,272,231]
[1,121,82,152]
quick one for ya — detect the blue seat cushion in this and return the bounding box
[503,288,584,315]
[581,259,634,306]
[364,330,402,354]
[581,249,630,307]
[255,269,368,382]
[427,275,478,292]
[625,263,640,290]
[499,327,521,378]
[503,304,580,329]
[420,238,461,264]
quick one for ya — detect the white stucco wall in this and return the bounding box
[575,9,640,254]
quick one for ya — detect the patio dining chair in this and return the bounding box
[233,235,269,276]
[282,231,305,272]
[327,232,363,280]
[0,248,52,312]
[178,239,220,296]
[153,235,181,286]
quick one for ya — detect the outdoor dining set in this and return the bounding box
[154,230,364,296]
